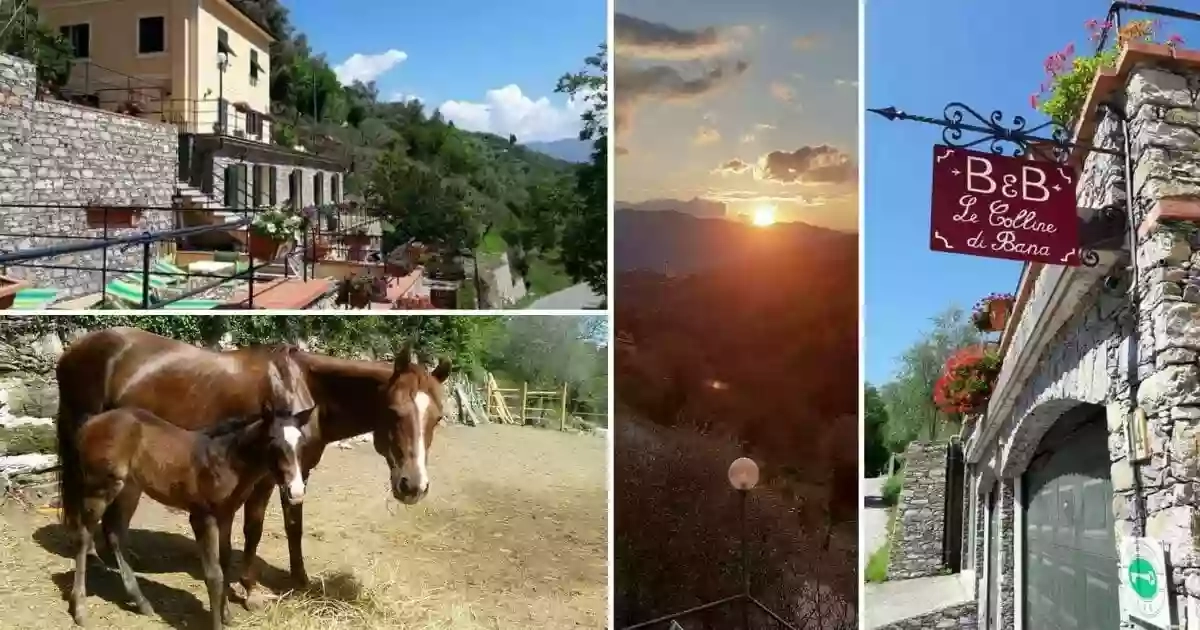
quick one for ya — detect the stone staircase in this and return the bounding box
[174,180,243,225]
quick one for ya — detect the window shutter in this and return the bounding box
[269,166,278,206]
[252,165,263,208]
[224,165,237,208]
[238,164,250,209]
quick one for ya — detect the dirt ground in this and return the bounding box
[0,424,608,630]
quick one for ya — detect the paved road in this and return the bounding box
[527,283,603,309]
[863,476,890,558]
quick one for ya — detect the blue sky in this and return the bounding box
[282,0,606,142]
[614,0,858,232]
[864,0,1200,383]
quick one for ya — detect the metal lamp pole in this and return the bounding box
[728,457,758,629]
[216,52,228,133]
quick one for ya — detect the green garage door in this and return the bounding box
[1023,414,1119,629]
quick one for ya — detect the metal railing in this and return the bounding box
[0,203,279,309]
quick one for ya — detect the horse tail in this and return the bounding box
[56,402,86,529]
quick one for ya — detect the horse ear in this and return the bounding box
[432,357,452,383]
[392,343,418,373]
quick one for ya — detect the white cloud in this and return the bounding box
[387,91,423,104]
[439,84,584,142]
[334,49,408,85]
[835,78,859,87]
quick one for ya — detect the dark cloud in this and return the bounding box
[759,145,857,185]
[615,13,749,60]
[614,59,750,156]
[713,158,752,174]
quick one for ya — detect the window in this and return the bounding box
[268,167,278,206]
[289,169,302,208]
[313,173,324,205]
[250,50,263,85]
[217,27,233,56]
[252,165,264,208]
[137,16,165,54]
[59,24,90,59]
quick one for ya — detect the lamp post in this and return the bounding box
[728,457,758,629]
[216,51,228,133]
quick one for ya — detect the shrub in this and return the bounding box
[881,470,904,506]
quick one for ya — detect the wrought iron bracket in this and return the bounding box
[868,103,1124,162]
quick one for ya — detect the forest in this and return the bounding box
[0,0,608,296]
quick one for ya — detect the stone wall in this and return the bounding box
[888,441,949,579]
[875,601,978,630]
[965,56,1200,629]
[0,53,177,297]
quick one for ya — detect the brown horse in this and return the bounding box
[67,394,314,629]
[55,328,452,606]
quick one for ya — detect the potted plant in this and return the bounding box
[248,206,304,261]
[84,200,142,229]
[1033,18,1183,127]
[304,236,331,262]
[933,346,1003,415]
[344,226,371,246]
[971,293,1016,333]
[393,295,436,310]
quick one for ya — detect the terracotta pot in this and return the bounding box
[305,238,330,262]
[344,233,370,246]
[0,276,26,310]
[248,233,285,261]
[86,206,141,229]
[987,299,1013,333]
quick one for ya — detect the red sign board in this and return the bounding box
[929,144,1080,266]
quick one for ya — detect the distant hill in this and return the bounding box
[614,205,858,474]
[614,206,852,275]
[524,138,592,163]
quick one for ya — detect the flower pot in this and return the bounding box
[987,298,1013,333]
[248,233,285,261]
[86,206,141,229]
[305,238,330,262]
[348,243,366,262]
[0,275,27,310]
[344,233,370,247]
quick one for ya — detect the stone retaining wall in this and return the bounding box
[875,602,978,630]
[0,53,176,297]
[888,441,949,579]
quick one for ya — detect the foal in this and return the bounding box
[67,402,314,629]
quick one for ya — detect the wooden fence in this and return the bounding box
[484,373,606,430]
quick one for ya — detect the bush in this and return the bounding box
[882,470,904,506]
[615,412,856,628]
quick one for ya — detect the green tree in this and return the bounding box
[555,43,608,298]
[863,384,891,477]
[879,306,982,451]
[0,2,73,88]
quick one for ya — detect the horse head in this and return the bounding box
[261,346,317,505]
[374,342,452,505]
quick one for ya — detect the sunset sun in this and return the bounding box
[752,204,777,227]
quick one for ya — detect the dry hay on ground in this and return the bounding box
[0,424,607,629]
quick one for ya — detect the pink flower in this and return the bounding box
[1065,42,1075,55]
[1169,34,1185,47]
[1030,94,1039,109]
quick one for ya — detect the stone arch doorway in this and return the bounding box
[1021,402,1119,629]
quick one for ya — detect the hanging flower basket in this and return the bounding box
[0,275,27,310]
[85,204,141,229]
[971,293,1015,332]
[933,346,1003,415]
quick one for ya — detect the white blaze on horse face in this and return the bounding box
[399,391,431,494]
[281,423,305,503]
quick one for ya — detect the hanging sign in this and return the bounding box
[929,144,1080,266]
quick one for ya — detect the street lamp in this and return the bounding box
[216,51,229,133]
[728,457,758,629]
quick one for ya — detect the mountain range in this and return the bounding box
[523,138,593,163]
[614,204,858,478]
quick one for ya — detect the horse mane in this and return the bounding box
[201,415,262,437]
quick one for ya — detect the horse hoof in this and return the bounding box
[292,573,309,589]
[222,605,236,625]
[135,599,154,616]
[72,611,87,627]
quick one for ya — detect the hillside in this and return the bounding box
[524,138,592,163]
[614,208,858,477]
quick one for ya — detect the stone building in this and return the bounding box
[960,42,1200,630]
